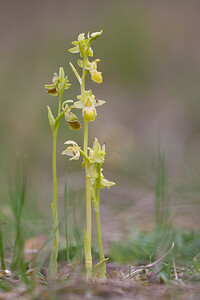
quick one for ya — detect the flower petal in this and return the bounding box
[62,148,74,156]
[78,33,85,42]
[77,95,84,101]
[62,100,74,111]
[69,41,80,53]
[101,178,115,189]
[64,140,78,146]
[44,83,55,89]
[67,121,81,130]
[46,87,58,96]
[69,151,80,161]
[95,99,105,107]
[93,138,100,157]
[90,70,103,84]
[59,67,65,79]
[64,111,78,122]
[74,101,84,109]
[83,106,97,122]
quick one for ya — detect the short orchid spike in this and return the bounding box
[45,67,71,98]
[44,65,73,277]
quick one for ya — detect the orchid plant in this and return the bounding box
[62,31,115,278]
[45,68,80,276]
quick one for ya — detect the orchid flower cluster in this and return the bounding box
[45,30,115,279]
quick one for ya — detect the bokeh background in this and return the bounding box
[1,0,200,250]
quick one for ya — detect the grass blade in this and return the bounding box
[0,225,6,271]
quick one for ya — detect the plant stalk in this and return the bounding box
[49,93,63,276]
[49,131,59,277]
[95,163,106,277]
[82,60,92,278]
[64,174,70,263]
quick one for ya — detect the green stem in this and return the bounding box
[95,163,106,278]
[49,131,59,277]
[82,60,92,278]
[58,94,62,116]
[64,174,70,264]
[48,91,65,276]
[79,149,90,164]
[83,121,88,154]
[96,211,104,262]
[55,111,65,128]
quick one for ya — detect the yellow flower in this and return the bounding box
[74,90,105,122]
[90,60,103,84]
[83,98,97,122]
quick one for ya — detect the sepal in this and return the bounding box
[101,177,115,189]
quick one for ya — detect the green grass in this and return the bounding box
[109,228,200,265]
[0,225,6,272]
[9,161,27,274]
[0,148,199,290]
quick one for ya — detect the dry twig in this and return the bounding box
[122,242,174,279]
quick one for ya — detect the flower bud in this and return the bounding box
[89,60,102,84]
[90,69,102,84]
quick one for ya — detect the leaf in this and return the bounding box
[69,62,82,85]
[92,258,109,279]
[47,106,55,131]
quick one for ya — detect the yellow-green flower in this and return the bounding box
[69,30,103,59]
[100,173,115,189]
[77,58,102,84]
[88,138,105,164]
[62,141,81,161]
[83,98,97,122]
[74,90,105,122]
[90,59,102,84]
[62,100,81,130]
[45,67,70,97]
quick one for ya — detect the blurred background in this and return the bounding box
[1,0,200,257]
